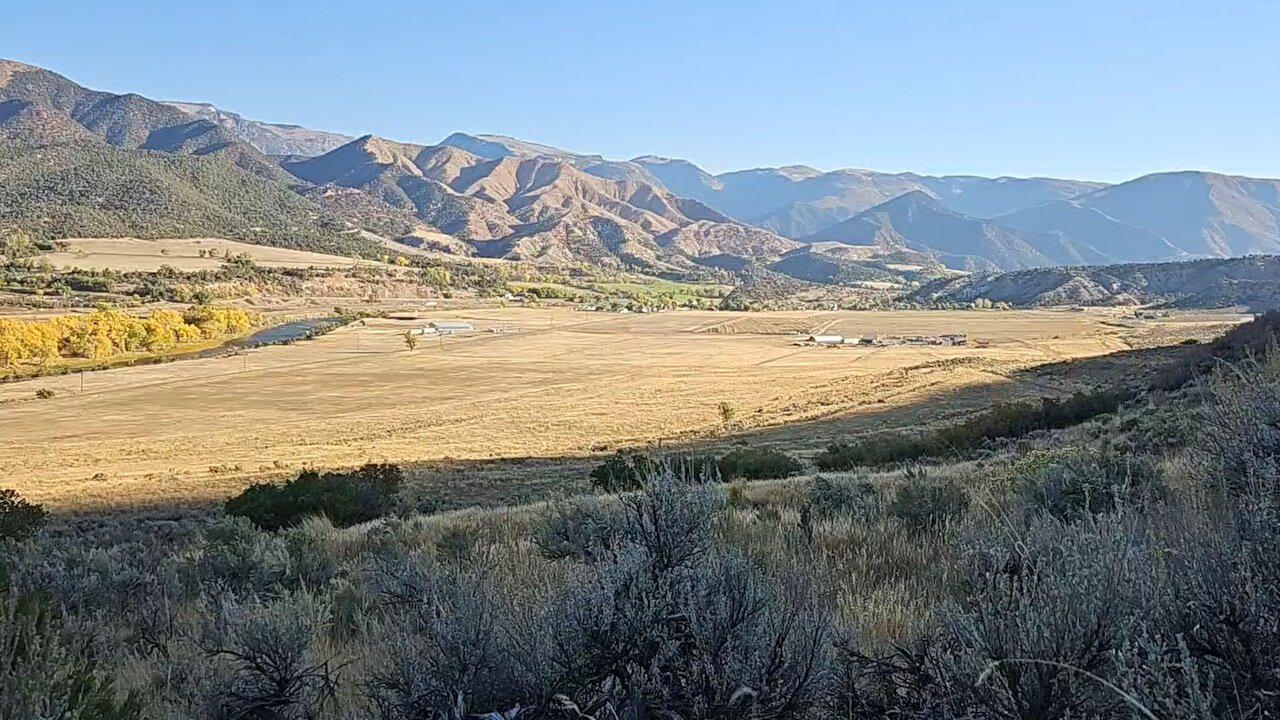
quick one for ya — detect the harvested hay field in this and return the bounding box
[38,237,394,272]
[0,307,1244,513]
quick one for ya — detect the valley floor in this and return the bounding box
[0,307,1243,513]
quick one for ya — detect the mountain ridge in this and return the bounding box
[6,57,1280,281]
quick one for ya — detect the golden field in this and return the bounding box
[0,306,1244,512]
[38,236,397,272]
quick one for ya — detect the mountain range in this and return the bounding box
[4,58,1280,282]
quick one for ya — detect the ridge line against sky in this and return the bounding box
[3,0,1279,182]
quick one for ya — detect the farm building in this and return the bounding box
[429,321,474,333]
[806,334,845,345]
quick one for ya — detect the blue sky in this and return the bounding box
[4,1,1278,181]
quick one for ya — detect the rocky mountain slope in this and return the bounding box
[285,134,794,270]
[165,101,353,157]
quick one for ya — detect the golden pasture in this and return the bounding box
[0,307,1241,512]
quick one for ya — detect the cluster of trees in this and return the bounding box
[0,305,257,368]
[0,227,41,264]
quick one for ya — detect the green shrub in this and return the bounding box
[1020,446,1161,521]
[808,475,879,519]
[225,463,403,531]
[815,388,1129,470]
[34,388,54,400]
[588,452,717,493]
[814,436,933,470]
[0,490,46,542]
[887,478,969,530]
[716,447,802,480]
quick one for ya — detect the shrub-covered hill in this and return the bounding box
[911,254,1280,310]
[0,140,388,258]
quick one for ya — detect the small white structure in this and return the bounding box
[430,321,474,334]
[408,326,439,337]
[427,321,475,337]
[807,334,845,345]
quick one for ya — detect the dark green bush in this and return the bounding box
[716,447,802,480]
[588,452,717,492]
[888,479,968,530]
[815,436,934,470]
[0,489,46,542]
[225,463,404,531]
[809,475,879,519]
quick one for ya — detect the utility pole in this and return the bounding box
[79,370,84,395]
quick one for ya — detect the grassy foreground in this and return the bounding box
[4,317,1280,717]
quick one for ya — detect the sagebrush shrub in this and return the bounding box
[197,593,340,720]
[1019,444,1162,521]
[1192,353,1280,496]
[0,587,142,719]
[888,478,968,530]
[536,494,624,562]
[809,475,879,519]
[945,514,1156,720]
[546,470,830,718]
[1161,504,1280,715]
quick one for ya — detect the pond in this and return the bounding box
[188,316,347,359]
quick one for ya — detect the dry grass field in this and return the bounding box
[0,307,1244,513]
[38,236,394,272]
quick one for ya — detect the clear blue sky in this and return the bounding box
[4,1,1279,182]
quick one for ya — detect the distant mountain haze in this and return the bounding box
[4,58,1280,282]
